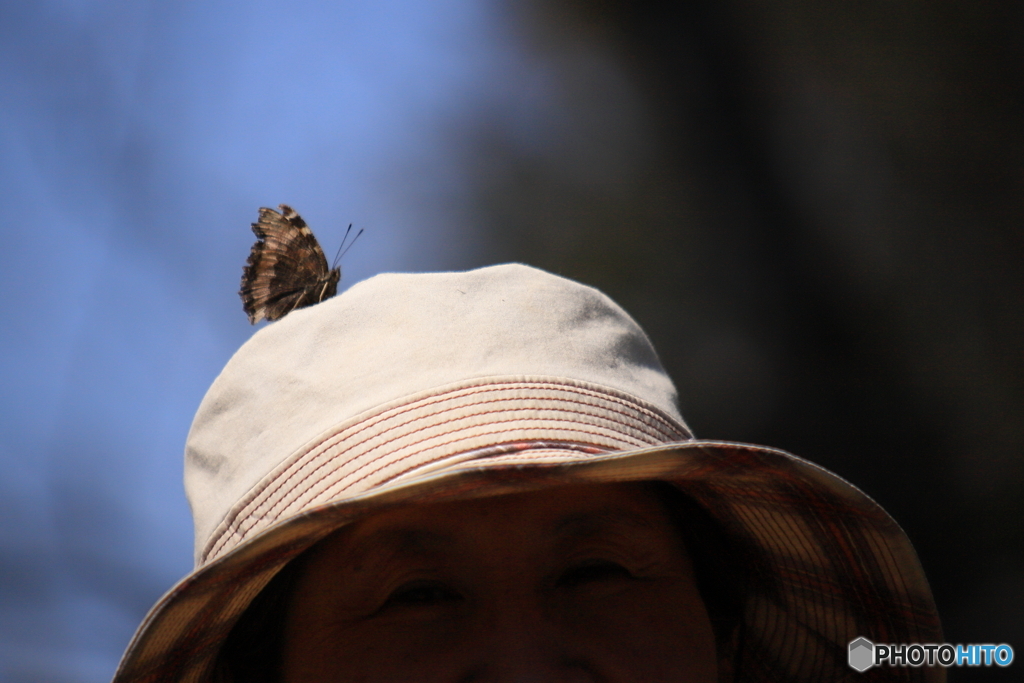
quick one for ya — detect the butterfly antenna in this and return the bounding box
[330,225,350,269]
[331,223,364,269]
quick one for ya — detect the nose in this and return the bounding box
[467,595,595,683]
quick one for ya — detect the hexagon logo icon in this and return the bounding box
[849,637,875,672]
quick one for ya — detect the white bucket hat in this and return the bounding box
[112,263,942,682]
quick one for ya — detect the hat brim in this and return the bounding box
[112,440,943,683]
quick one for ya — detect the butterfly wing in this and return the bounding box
[240,205,341,324]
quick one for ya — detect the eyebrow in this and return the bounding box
[553,506,662,541]
[343,527,456,568]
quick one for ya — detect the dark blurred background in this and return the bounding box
[1,1,1020,681]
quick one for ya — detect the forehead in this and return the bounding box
[312,482,683,565]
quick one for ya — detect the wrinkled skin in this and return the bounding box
[282,482,722,682]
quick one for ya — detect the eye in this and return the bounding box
[384,580,462,608]
[556,560,633,588]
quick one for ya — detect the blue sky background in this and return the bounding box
[0,2,555,679]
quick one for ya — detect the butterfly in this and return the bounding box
[239,204,360,324]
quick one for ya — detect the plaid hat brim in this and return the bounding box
[111,439,943,683]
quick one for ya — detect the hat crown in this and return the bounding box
[184,263,686,563]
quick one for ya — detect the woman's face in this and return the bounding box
[281,482,720,682]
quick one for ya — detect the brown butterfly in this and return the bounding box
[239,204,360,324]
